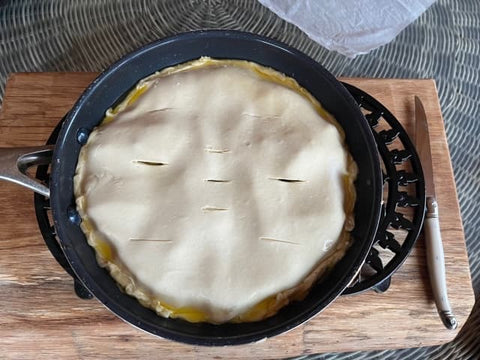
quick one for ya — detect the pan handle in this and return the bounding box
[0,146,54,198]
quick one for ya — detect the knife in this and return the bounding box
[415,96,457,330]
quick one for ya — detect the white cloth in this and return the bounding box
[258,0,435,57]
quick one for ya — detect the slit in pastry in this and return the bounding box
[205,147,230,153]
[268,177,306,183]
[201,206,229,212]
[204,179,231,183]
[259,237,301,246]
[129,238,172,243]
[132,160,168,166]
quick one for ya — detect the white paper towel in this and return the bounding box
[258,0,435,57]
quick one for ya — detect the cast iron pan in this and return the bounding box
[1,30,383,345]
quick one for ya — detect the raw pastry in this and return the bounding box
[74,58,357,323]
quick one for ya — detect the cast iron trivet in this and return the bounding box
[33,83,425,299]
[342,83,425,294]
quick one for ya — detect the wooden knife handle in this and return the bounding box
[425,196,457,330]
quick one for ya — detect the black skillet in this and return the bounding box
[0,30,382,345]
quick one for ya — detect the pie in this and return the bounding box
[74,57,357,324]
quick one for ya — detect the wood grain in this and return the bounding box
[0,73,474,359]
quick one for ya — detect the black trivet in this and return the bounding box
[33,84,425,299]
[342,83,425,294]
[33,122,93,299]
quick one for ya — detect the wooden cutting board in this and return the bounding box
[0,73,474,359]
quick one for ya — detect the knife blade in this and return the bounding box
[415,96,457,330]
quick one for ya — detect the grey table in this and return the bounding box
[0,0,478,359]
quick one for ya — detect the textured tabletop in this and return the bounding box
[0,0,479,359]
